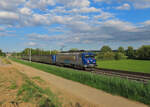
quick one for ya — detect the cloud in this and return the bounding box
[94,11,114,20]
[26,18,150,46]
[132,0,150,9]
[0,11,19,25]
[26,0,55,9]
[26,0,90,10]
[0,11,19,20]
[56,0,90,8]
[116,3,130,10]
[69,7,101,13]
[20,7,32,15]
[142,20,150,26]
[94,0,150,9]
[27,41,37,46]
[0,0,25,11]
[0,0,150,50]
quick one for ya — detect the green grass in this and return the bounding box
[10,58,150,105]
[9,81,17,89]
[97,59,150,73]
[32,76,45,83]
[17,79,61,107]
[0,57,11,64]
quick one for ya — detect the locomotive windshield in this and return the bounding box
[85,55,95,58]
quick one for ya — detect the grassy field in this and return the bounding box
[11,58,150,105]
[0,63,60,107]
[97,59,150,73]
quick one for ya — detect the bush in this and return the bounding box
[126,46,135,59]
[100,45,112,53]
[97,52,115,60]
[0,49,6,56]
[115,52,127,60]
[118,46,125,54]
[136,45,150,60]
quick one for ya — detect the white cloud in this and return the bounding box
[0,0,150,48]
[70,7,101,13]
[0,11,19,20]
[26,0,55,9]
[95,11,114,20]
[116,3,130,10]
[27,42,37,46]
[102,20,137,32]
[143,20,150,25]
[26,0,90,9]
[0,0,25,11]
[20,7,32,15]
[56,0,90,8]
[25,18,150,46]
[94,0,150,9]
[32,14,50,25]
[94,0,105,2]
[132,0,150,9]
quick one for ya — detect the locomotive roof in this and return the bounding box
[58,52,95,55]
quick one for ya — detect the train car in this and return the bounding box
[22,55,56,64]
[21,52,96,69]
[22,55,29,60]
[55,52,96,68]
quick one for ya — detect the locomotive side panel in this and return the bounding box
[31,55,53,64]
[56,53,83,67]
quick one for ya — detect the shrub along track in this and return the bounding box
[34,63,150,84]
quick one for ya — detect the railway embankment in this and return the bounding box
[10,58,150,106]
[0,59,60,107]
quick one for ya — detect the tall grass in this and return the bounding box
[11,58,150,105]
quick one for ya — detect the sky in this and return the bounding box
[0,0,150,52]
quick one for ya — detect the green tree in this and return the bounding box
[100,45,112,53]
[118,46,125,54]
[0,49,6,56]
[126,46,135,59]
[115,52,127,60]
[51,50,59,55]
[0,49,2,55]
[137,45,150,60]
[97,52,115,60]
[69,48,79,52]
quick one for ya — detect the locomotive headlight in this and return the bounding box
[87,60,89,63]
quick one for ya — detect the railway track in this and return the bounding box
[92,68,150,84]
[20,58,150,84]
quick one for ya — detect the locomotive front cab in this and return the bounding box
[82,52,96,68]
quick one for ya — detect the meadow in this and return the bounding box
[11,58,150,105]
[97,59,150,73]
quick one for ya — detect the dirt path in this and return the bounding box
[11,61,147,107]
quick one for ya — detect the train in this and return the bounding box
[22,52,97,69]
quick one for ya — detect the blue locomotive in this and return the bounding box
[22,52,96,69]
[52,52,96,68]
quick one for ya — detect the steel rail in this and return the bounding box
[92,68,150,83]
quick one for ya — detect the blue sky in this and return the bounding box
[0,0,150,52]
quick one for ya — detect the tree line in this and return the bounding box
[12,48,59,57]
[12,45,150,60]
[97,45,150,60]
[0,49,6,56]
